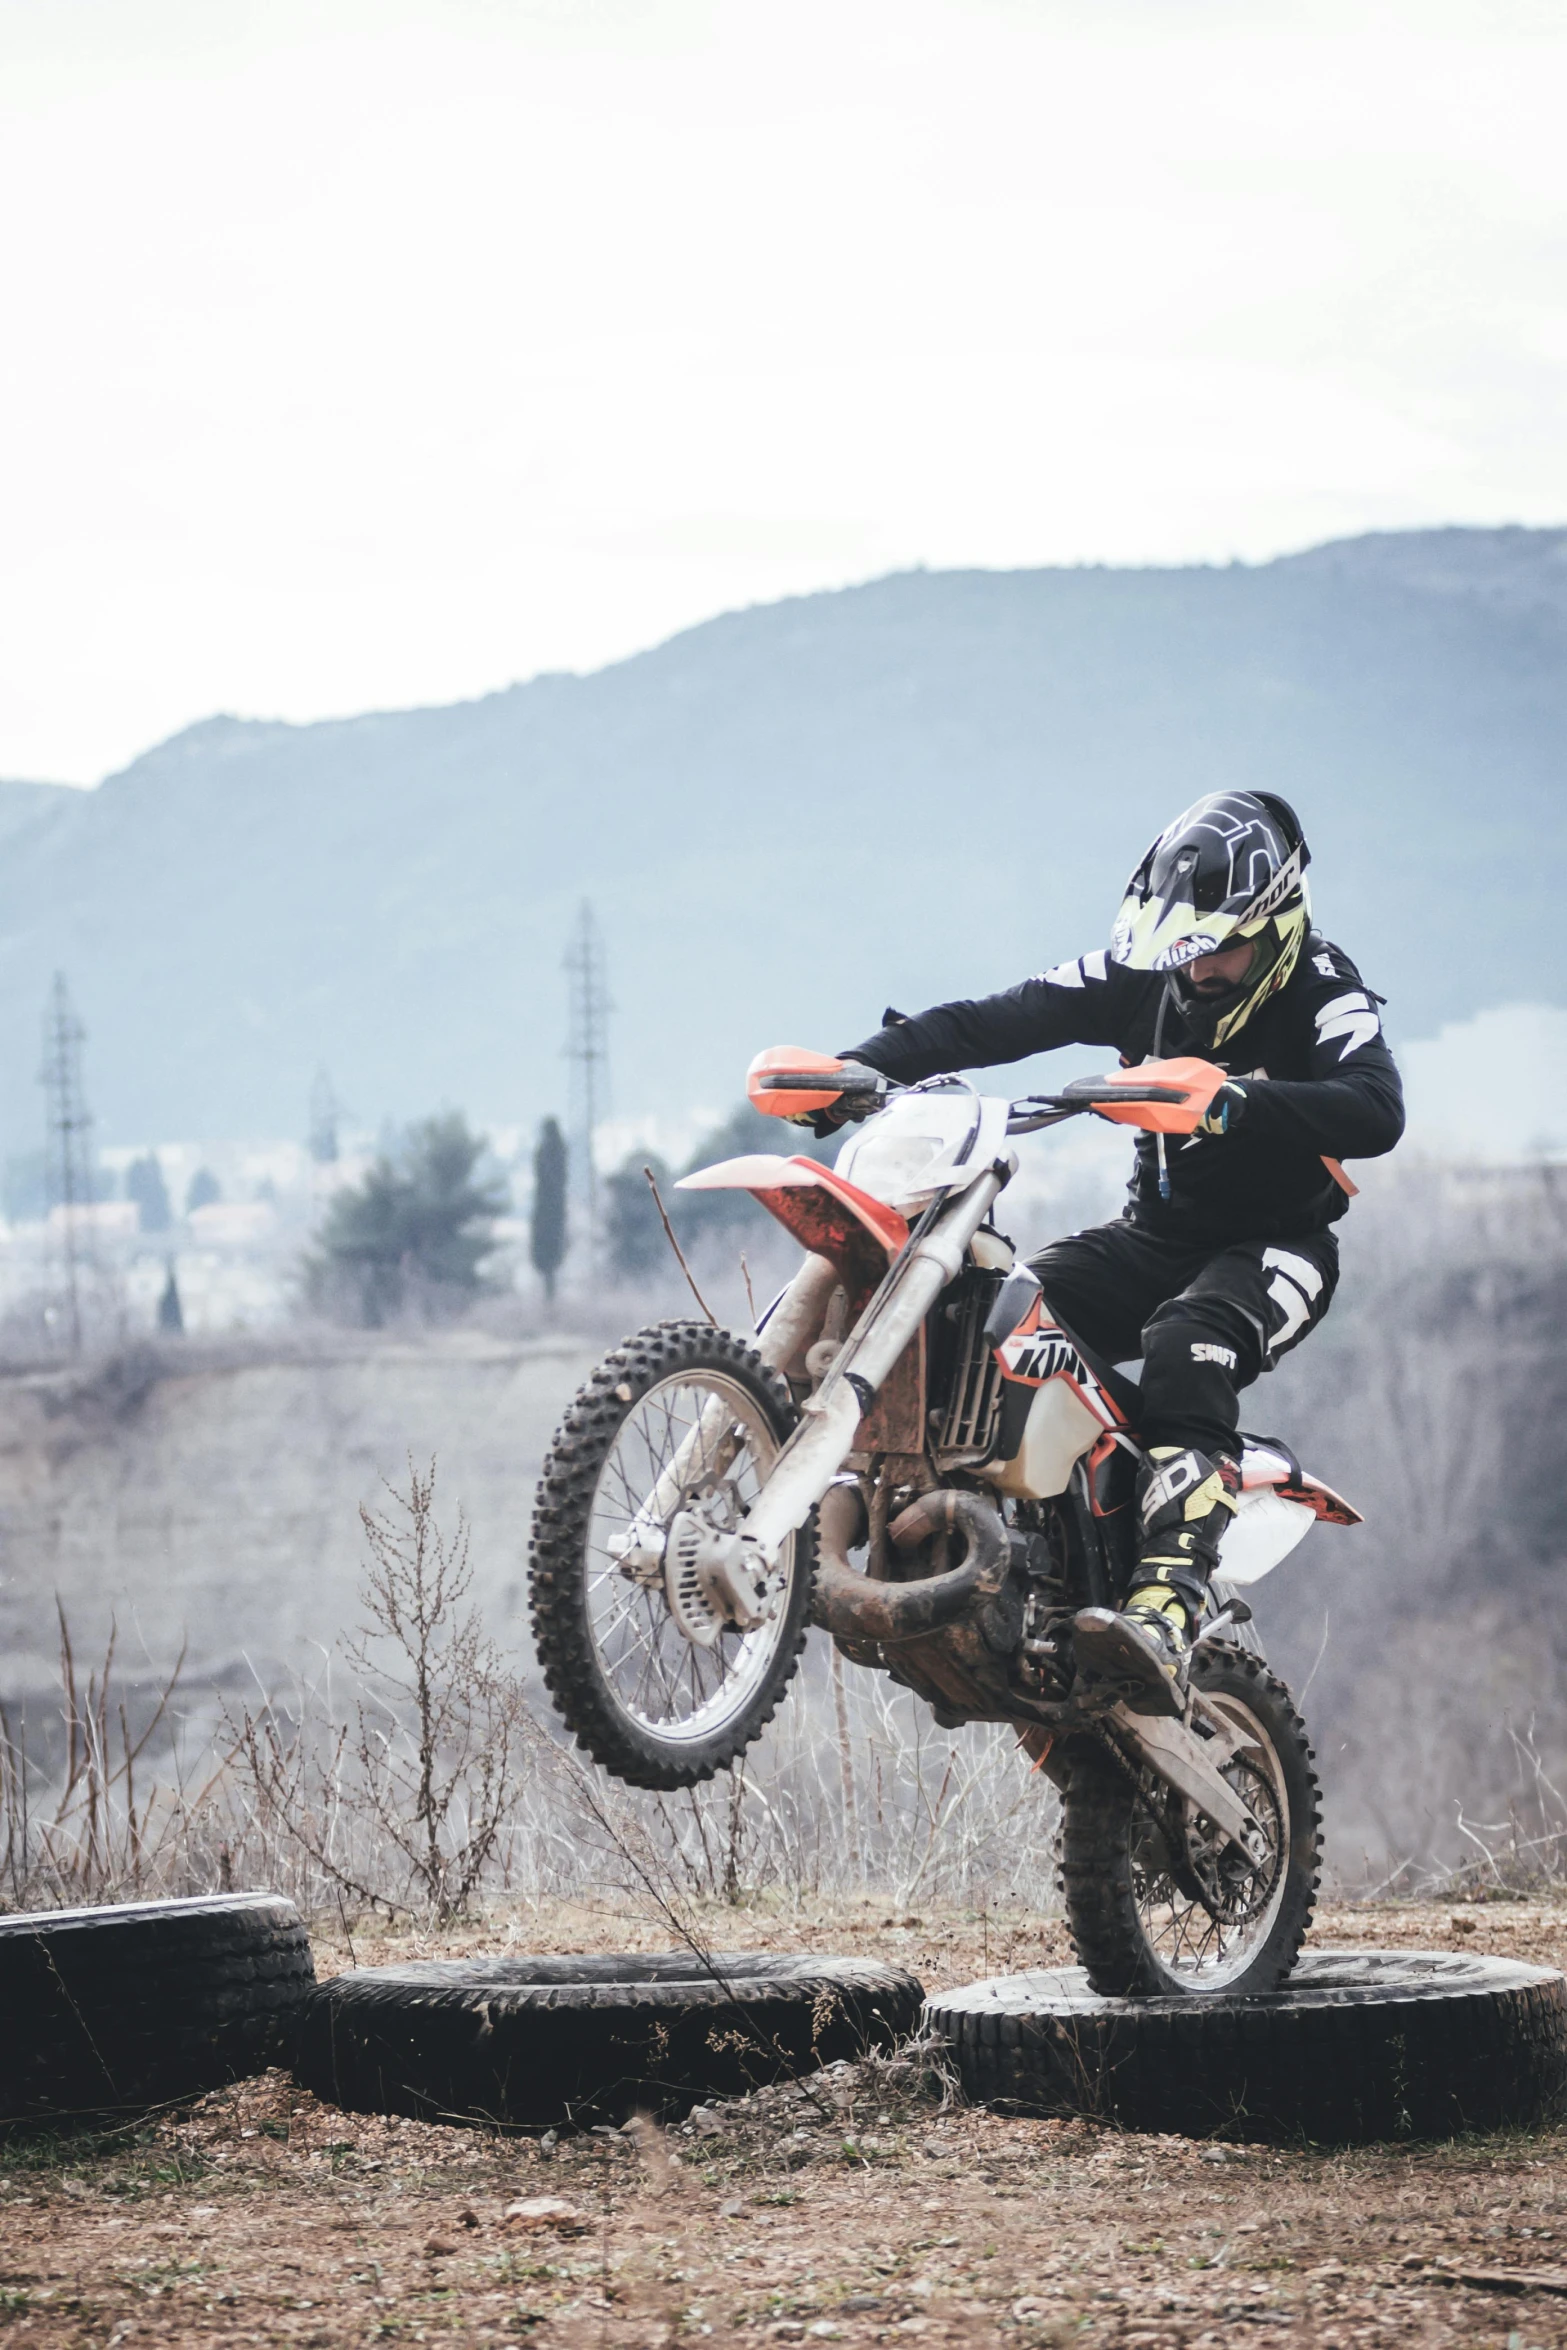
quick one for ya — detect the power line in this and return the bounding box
[562,900,612,1255]
[39,972,94,1357]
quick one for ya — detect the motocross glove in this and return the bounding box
[787,1060,885,1138]
[1196,1079,1248,1137]
[788,1103,852,1138]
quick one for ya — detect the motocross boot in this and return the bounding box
[1073,1447,1240,1717]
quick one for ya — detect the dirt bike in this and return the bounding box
[529,1048,1358,1996]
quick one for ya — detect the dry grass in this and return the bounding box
[6,1895,1567,2346]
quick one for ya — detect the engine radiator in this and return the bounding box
[932,1277,1005,1460]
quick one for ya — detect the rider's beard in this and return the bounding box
[1188,945,1258,998]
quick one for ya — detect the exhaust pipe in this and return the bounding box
[813,1484,1010,1646]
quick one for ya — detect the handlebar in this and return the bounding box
[753,1068,886,1095]
[751,1053,1219,1139]
[1033,1081,1194,1106]
[757,1073,1189,1114]
[1003,1075,1206,1136]
[1004,1103,1082,1135]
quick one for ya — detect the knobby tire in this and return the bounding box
[528,1319,816,1789]
[1060,1643,1321,1997]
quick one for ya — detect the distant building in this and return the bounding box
[188,1201,277,1249]
[47,1201,139,1241]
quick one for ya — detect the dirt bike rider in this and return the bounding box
[803,791,1404,1717]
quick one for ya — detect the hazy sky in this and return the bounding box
[3,0,1564,783]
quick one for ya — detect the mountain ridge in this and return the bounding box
[0,525,1562,1146]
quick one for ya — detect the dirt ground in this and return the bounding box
[8,1896,1567,2348]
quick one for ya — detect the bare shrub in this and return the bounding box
[227,1460,530,1921]
[536,1652,1061,1920]
[1258,1155,1567,1877]
[3,1450,1063,1925]
[0,1603,220,1910]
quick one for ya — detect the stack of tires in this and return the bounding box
[0,1893,314,2126]
[14,1891,1564,2151]
[0,1894,925,2137]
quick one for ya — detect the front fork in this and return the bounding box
[738,1166,1008,1570]
[639,1168,1009,1634]
[607,1252,842,1598]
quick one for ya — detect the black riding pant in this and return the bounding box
[1027,1219,1340,1462]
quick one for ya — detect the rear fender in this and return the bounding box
[1239,1440,1362,1526]
[1218,1445,1362,1587]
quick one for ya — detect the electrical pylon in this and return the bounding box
[562,901,612,1255]
[39,972,94,1356]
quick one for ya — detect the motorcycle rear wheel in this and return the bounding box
[1060,1644,1321,1997]
[529,1320,815,1789]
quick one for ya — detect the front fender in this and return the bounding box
[676,1154,908,1304]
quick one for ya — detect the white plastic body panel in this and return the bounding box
[835,1091,1013,1211]
[1215,1486,1315,1585]
[980,1379,1104,1500]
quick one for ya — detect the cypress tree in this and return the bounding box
[157,1260,184,1334]
[531,1117,568,1303]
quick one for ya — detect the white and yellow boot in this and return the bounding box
[1073,1447,1240,1717]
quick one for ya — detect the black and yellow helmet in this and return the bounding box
[1110,791,1311,1048]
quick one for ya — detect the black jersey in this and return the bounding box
[844,930,1405,1245]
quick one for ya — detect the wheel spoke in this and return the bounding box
[1128,1703,1288,1987]
[581,1365,796,1744]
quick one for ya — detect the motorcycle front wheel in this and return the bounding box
[1059,1643,1321,1997]
[528,1320,816,1789]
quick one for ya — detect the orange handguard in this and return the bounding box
[1074,1055,1231,1135]
[747,1045,851,1120]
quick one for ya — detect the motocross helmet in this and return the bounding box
[1110,791,1311,1048]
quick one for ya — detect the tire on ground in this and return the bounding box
[0,1892,316,2125]
[925,1950,1567,2144]
[295,1952,925,2129]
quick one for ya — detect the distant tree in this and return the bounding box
[309,1115,505,1325]
[126,1153,172,1233]
[310,1113,507,1327]
[605,1152,672,1281]
[530,1118,568,1303]
[591,1104,839,1290]
[157,1259,184,1334]
[186,1167,222,1213]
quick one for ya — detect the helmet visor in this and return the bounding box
[1111,890,1259,975]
